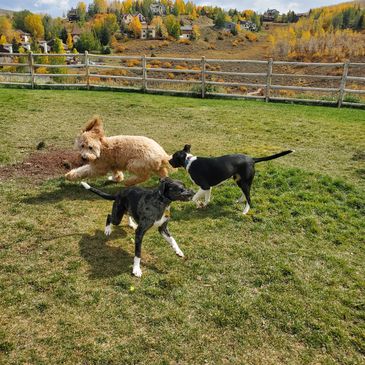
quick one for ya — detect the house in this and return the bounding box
[263,9,280,22]
[67,8,79,22]
[18,31,31,43]
[39,40,51,53]
[0,43,13,53]
[21,43,31,52]
[296,12,309,18]
[0,44,12,63]
[224,22,236,31]
[122,13,146,25]
[150,2,166,16]
[141,24,156,40]
[239,20,258,32]
[71,24,82,43]
[180,25,193,40]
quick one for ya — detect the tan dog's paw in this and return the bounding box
[65,170,78,181]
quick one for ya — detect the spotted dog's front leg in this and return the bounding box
[133,223,152,277]
[158,222,184,257]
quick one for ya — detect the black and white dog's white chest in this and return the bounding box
[153,207,170,227]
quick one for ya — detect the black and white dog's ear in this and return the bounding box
[183,144,191,153]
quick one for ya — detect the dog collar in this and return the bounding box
[184,155,197,171]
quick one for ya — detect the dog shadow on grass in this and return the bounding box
[22,180,122,205]
[79,228,163,278]
[172,201,242,222]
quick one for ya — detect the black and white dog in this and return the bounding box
[169,145,293,215]
[81,178,194,277]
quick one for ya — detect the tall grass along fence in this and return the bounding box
[0,51,364,108]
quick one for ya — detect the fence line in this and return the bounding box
[0,52,364,108]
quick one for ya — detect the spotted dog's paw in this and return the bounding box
[132,267,142,277]
[175,248,185,257]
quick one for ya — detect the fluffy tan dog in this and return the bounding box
[65,116,170,186]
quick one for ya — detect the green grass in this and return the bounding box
[0,88,364,364]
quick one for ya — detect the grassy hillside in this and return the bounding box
[0,88,364,364]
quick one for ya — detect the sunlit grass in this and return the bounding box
[0,88,364,364]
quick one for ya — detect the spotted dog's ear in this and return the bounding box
[183,144,191,153]
[159,178,168,196]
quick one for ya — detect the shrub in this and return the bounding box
[245,32,258,42]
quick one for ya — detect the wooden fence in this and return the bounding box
[0,51,364,108]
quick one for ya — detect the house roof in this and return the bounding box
[181,25,193,31]
[71,24,82,35]
[141,24,156,29]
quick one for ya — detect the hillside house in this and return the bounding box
[67,8,79,22]
[224,22,236,31]
[297,12,309,18]
[0,44,12,63]
[150,2,166,16]
[263,9,280,22]
[122,13,146,25]
[180,25,193,40]
[141,24,156,39]
[39,40,51,53]
[18,31,31,43]
[240,20,258,32]
[71,25,82,43]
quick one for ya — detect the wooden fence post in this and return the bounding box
[142,55,147,92]
[28,51,34,89]
[265,58,273,103]
[338,62,349,108]
[85,51,90,90]
[201,56,206,98]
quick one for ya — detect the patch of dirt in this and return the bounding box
[352,151,365,161]
[0,147,83,183]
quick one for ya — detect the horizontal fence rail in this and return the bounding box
[0,51,364,108]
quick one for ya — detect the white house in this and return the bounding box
[122,13,146,25]
[180,25,193,39]
[141,24,156,40]
[150,2,166,16]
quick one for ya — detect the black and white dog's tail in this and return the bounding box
[253,150,294,164]
[81,182,116,201]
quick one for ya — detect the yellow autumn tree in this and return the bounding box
[174,0,186,15]
[192,24,200,40]
[24,14,44,39]
[77,2,87,21]
[0,16,13,42]
[151,16,168,38]
[123,0,133,14]
[0,34,6,45]
[93,0,108,13]
[129,16,142,38]
[66,32,73,50]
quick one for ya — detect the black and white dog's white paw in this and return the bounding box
[104,225,112,236]
[132,257,142,277]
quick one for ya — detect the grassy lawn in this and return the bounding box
[0,88,364,364]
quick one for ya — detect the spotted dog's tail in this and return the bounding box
[253,150,294,164]
[81,182,116,201]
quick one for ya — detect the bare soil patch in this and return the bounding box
[0,147,82,183]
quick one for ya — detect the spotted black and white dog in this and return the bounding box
[81,178,194,277]
[169,145,293,215]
